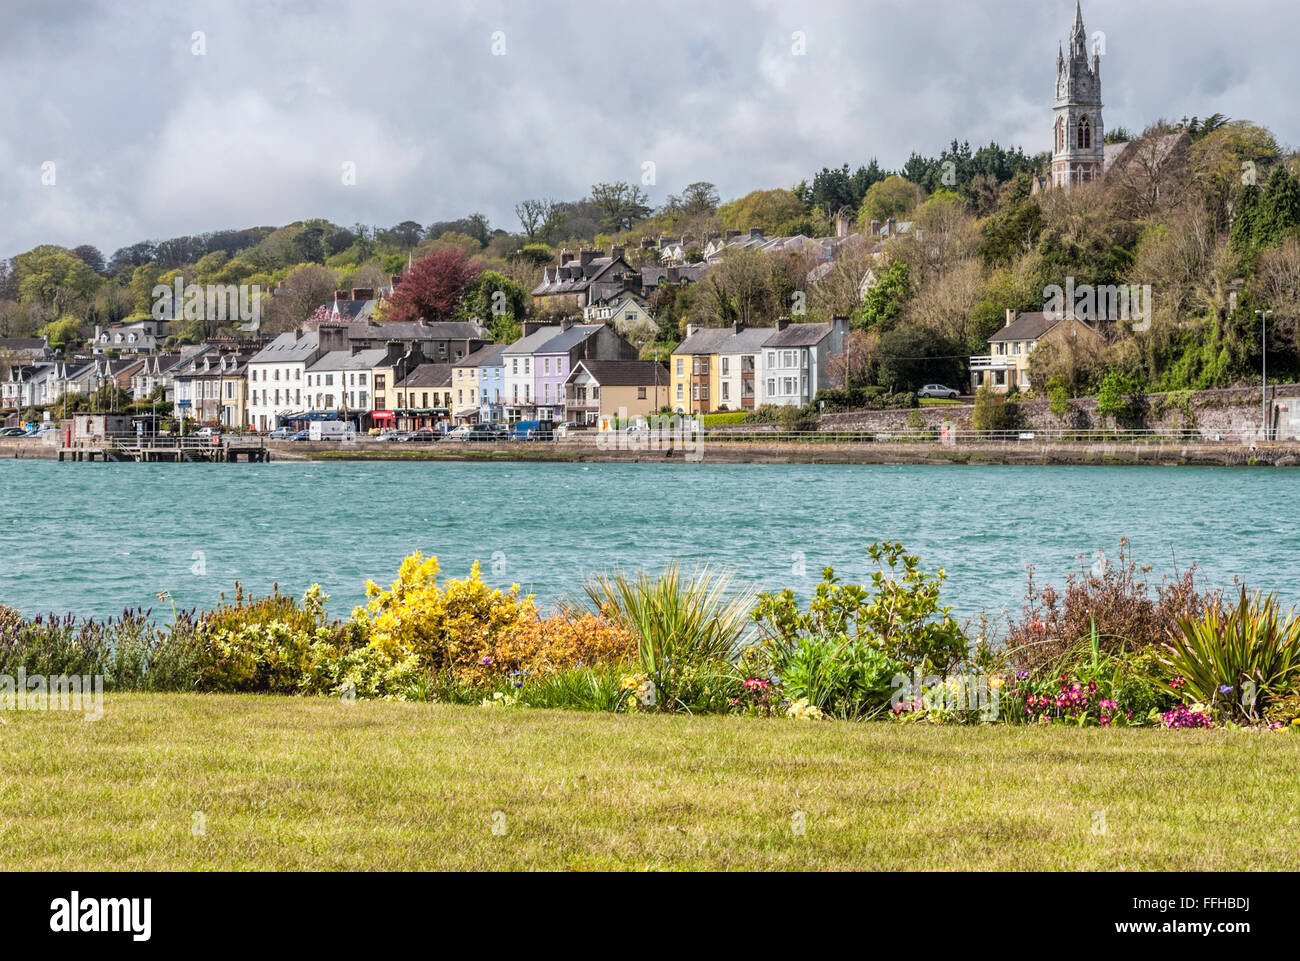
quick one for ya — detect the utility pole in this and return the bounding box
[1256,309,1273,441]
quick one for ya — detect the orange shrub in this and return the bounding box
[491,611,637,677]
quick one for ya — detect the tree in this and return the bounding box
[676,182,720,215]
[718,188,806,234]
[853,260,909,330]
[857,176,924,227]
[72,245,106,274]
[380,221,425,250]
[458,270,528,343]
[12,245,98,320]
[385,248,484,324]
[515,199,557,243]
[42,315,84,353]
[266,264,339,334]
[590,182,651,232]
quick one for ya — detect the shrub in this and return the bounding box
[972,385,1022,432]
[752,542,968,675]
[358,553,533,685]
[196,584,363,694]
[492,611,637,677]
[775,636,905,720]
[581,562,756,711]
[1004,539,1219,671]
[1158,587,1300,723]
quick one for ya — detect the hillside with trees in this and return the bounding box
[3,115,1297,399]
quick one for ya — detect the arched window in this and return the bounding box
[1054,117,1064,153]
[1077,115,1092,150]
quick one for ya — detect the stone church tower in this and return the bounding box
[1051,2,1104,188]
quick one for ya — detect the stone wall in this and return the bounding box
[818,386,1300,439]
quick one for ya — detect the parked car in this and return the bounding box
[288,429,310,441]
[0,427,27,437]
[441,425,472,441]
[918,384,960,400]
[268,426,294,439]
[404,428,441,443]
[375,429,404,442]
[509,420,553,441]
[24,425,57,437]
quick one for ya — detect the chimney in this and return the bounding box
[777,316,791,331]
[334,289,349,301]
[725,230,742,241]
[561,318,575,331]
[611,245,625,261]
[870,220,881,236]
[351,288,374,301]
[733,321,745,334]
[390,274,401,288]
[559,250,574,265]
[887,218,897,235]
[686,324,700,338]
[749,228,762,239]
[579,249,598,268]
[667,267,680,284]
[1005,309,1016,328]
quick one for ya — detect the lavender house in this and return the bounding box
[531,323,638,422]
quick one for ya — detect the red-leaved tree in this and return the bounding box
[383,248,484,323]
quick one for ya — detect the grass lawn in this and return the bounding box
[2,693,1298,871]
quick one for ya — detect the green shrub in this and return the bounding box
[700,412,746,427]
[752,542,968,675]
[581,563,756,711]
[774,636,905,720]
[972,385,1023,432]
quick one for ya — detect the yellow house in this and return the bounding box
[451,352,482,423]
[565,360,670,428]
[670,325,728,414]
[970,310,1104,393]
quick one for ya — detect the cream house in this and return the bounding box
[564,360,670,428]
[970,310,1104,393]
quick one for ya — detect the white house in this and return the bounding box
[245,330,322,431]
[761,317,849,408]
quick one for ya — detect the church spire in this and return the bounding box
[1070,1,1087,56]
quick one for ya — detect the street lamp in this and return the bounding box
[1256,309,1273,441]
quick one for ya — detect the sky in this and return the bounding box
[3,0,1295,260]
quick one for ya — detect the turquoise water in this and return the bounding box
[1,460,1296,625]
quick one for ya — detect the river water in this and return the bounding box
[1,460,1295,625]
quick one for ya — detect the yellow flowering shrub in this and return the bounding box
[357,552,534,683]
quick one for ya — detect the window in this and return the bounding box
[722,357,730,375]
[544,358,550,374]
[325,374,334,386]
[458,390,463,404]
[675,358,684,375]
[1055,116,1065,152]
[721,383,729,400]
[358,373,366,385]
[359,391,367,405]
[676,384,683,400]
[512,359,518,374]
[637,387,647,400]
[375,375,385,390]
[1077,115,1092,150]
[592,386,599,399]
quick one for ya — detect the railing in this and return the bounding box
[578,427,1284,446]
[969,355,1018,371]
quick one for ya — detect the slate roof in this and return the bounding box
[456,343,507,368]
[988,312,1067,343]
[307,349,390,373]
[535,324,602,355]
[501,325,564,355]
[248,331,321,364]
[763,322,834,349]
[395,363,452,388]
[568,360,669,387]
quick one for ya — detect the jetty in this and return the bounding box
[59,435,269,463]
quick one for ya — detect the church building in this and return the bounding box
[1051,2,1105,188]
